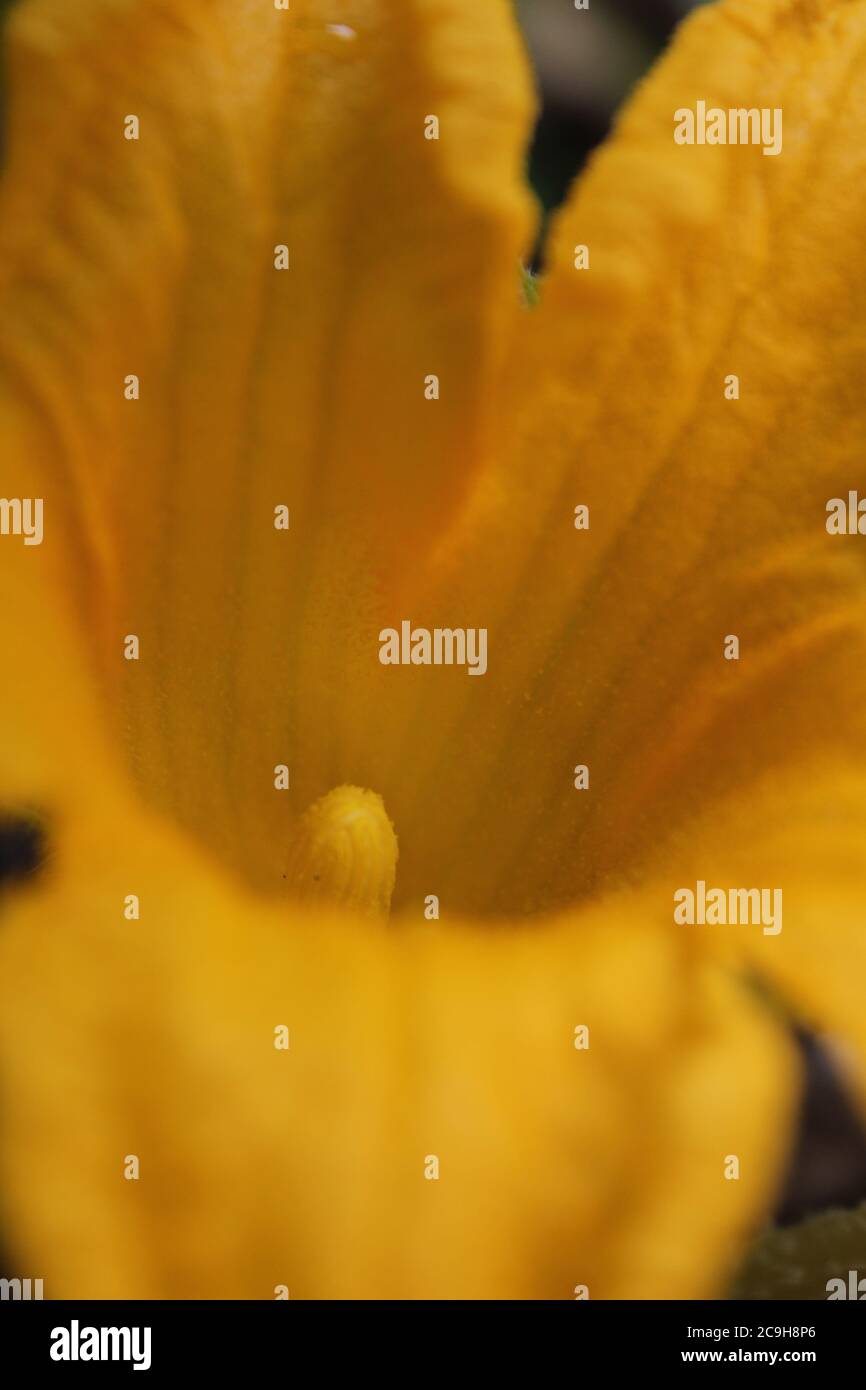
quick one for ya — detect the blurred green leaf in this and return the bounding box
[732,1203,866,1300]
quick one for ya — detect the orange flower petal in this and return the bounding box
[0,0,536,889]
[0,811,795,1298]
[392,0,866,916]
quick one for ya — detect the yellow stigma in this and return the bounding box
[284,786,398,916]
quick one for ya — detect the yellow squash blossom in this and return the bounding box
[1,0,865,1300]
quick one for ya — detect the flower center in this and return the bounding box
[283,786,398,916]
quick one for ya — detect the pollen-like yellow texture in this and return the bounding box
[284,785,398,916]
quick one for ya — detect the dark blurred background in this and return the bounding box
[518,0,713,213]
